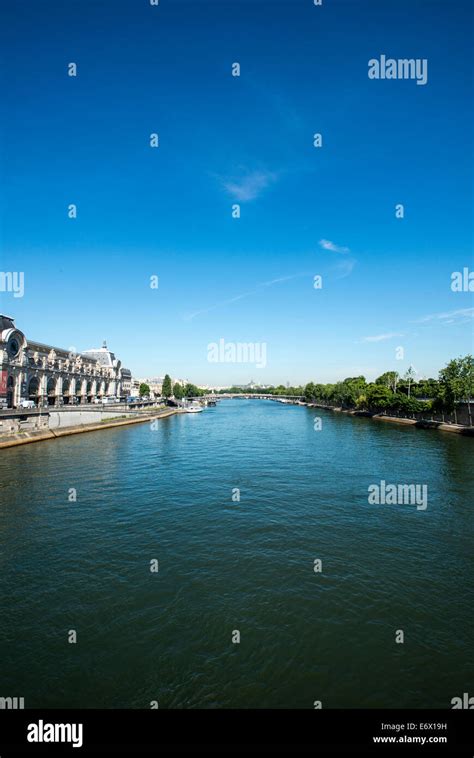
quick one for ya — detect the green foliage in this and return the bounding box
[270,385,304,396]
[375,371,399,392]
[162,374,172,398]
[414,378,439,398]
[215,357,472,422]
[304,382,316,401]
[339,376,367,407]
[305,377,367,407]
[366,384,395,411]
[218,385,304,396]
[139,383,150,397]
[439,355,473,406]
[173,383,184,399]
[355,394,367,409]
[184,383,203,398]
[391,393,430,414]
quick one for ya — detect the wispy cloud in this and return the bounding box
[183,273,307,322]
[333,258,356,279]
[319,239,350,254]
[414,307,474,324]
[318,238,356,279]
[362,332,404,343]
[220,169,278,202]
[359,307,473,346]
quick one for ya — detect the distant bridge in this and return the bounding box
[191,394,305,401]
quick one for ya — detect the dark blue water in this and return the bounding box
[0,400,472,708]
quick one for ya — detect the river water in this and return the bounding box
[0,399,472,708]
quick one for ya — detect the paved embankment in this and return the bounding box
[370,414,473,435]
[306,403,474,436]
[0,408,182,449]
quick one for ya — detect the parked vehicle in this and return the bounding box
[102,396,120,404]
[18,399,35,409]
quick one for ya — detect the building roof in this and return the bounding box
[27,340,99,363]
[0,314,16,331]
[82,344,117,367]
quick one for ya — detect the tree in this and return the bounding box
[139,383,150,397]
[355,393,368,410]
[413,378,438,399]
[439,355,474,425]
[393,393,428,416]
[340,376,367,407]
[459,356,474,425]
[375,371,399,393]
[304,382,316,401]
[366,384,395,412]
[184,383,201,398]
[404,366,416,398]
[162,374,172,398]
[173,383,183,400]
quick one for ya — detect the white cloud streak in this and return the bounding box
[414,307,474,324]
[319,239,350,254]
[183,273,307,322]
[333,258,356,279]
[362,332,404,343]
[220,169,278,202]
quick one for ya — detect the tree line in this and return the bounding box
[139,375,205,400]
[218,356,473,424]
[302,355,473,422]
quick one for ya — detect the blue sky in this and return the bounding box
[1,0,472,385]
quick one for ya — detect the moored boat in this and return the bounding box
[184,402,203,413]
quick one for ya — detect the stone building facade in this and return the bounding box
[0,314,131,408]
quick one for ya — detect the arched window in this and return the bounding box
[63,379,70,405]
[6,376,14,409]
[47,377,56,406]
[28,377,40,405]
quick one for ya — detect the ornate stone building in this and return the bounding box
[0,314,131,408]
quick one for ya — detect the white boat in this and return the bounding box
[184,403,203,413]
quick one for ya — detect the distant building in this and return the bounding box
[0,315,131,408]
[232,380,268,390]
[137,377,189,398]
[129,378,141,397]
[121,368,132,397]
[82,341,132,397]
[198,385,228,392]
[137,378,163,398]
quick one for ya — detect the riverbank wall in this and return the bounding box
[0,408,181,449]
[306,403,474,436]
